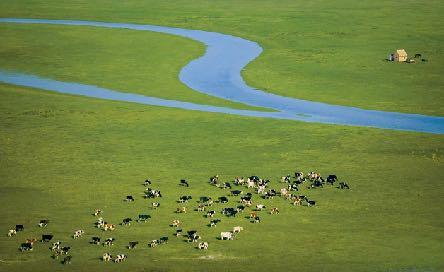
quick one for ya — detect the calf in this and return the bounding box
[176,207,187,213]
[198,242,209,250]
[270,207,280,214]
[102,253,112,262]
[73,230,84,239]
[114,254,127,263]
[7,229,16,237]
[151,202,160,209]
[233,226,243,233]
[121,218,132,226]
[125,195,135,202]
[256,204,266,211]
[206,210,216,218]
[209,219,221,227]
[38,220,49,228]
[41,234,53,242]
[128,241,138,249]
[171,219,181,227]
[220,232,234,240]
[180,179,189,187]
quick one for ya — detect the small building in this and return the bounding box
[394,49,408,62]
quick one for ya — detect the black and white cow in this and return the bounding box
[151,202,161,209]
[125,195,135,202]
[128,241,138,249]
[121,218,132,226]
[159,237,169,244]
[180,179,189,187]
[91,236,101,245]
[338,182,350,189]
[19,242,33,251]
[209,219,221,227]
[206,210,216,218]
[138,214,151,222]
[218,196,229,203]
[16,225,24,232]
[114,254,127,263]
[61,255,72,265]
[38,220,49,228]
[178,195,192,203]
[103,237,115,246]
[326,175,338,185]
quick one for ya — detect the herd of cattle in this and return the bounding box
[6,170,350,264]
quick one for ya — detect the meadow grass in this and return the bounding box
[0,0,443,115]
[0,1,443,271]
[0,84,443,272]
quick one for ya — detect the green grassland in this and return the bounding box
[0,0,444,272]
[0,0,443,115]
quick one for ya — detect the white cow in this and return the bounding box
[256,204,266,211]
[7,229,16,237]
[233,226,244,233]
[220,232,234,240]
[102,253,112,261]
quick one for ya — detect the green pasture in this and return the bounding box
[0,1,443,272]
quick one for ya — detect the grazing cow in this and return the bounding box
[38,220,49,228]
[102,224,115,231]
[220,232,234,240]
[41,234,53,242]
[233,226,243,233]
[151,202,160,209]
[176,207,187,213]
[16,225,24,232]
[200,196,211,203]
[179,195,192,203]
[326,175,338,185]
[7,229,17,237]
[253,216,261,223]
[171,219,181,227]
[270,208,280,215]
[264,189,277,199]
[219,196,229,203]
[222,207,237,217]
[187,231,200,242]
[51,241,61,251]
[144,179,152,186]
[180,179,190,187]
[138,214,151,223]
[198,242,209,250]
[309,179,323,189]
[61,256,72,265]
[288,183,299,191]
[307,200,316,207]
[91,237,101,245]
[231,190,243,196]
[128,241,138,249]
[114,254,127,263]
[19,242,33,251]
[73,230,84,239]
[174,229,183,237]
[256,204,266,211]
[249,212,257,219]
[209,219,221,227]
[103,238,115,246]
[102,253,112,262]
[234,177,244,186]
[121,218,132,226]
[236,205,246,213]
[206,210,216,218]
[150,239,159,247]
[223,182,232,189]
[95,217,105,228]
[159,237,169,244]
[338,182,350,189]
[246,179,255,188]
[60,246,71,255]
[257,185,266,195]
[209,175,219,185]
[125,195,135,202]
[93,209,102,216]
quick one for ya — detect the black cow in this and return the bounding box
[19,242,33,251]
[200,196,211,203]
[16,225,24,232]
[125,195,135,202]
[122,218,132,226]
[41,234,53,242]
[219,196,229,203]
[138,214,151,222]
[310,180,323,188]
[159,237,169,244]
[180,179,189,187]
[231,190,243,196]
[128,241,138,249]
[326,175,338,185]
[338,182,350,189]
[414,53,422,58]
[91,237,101,245]
[61,256,72,265]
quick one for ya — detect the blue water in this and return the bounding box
[0,18,443,134]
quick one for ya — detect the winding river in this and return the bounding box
[0,18,443,134]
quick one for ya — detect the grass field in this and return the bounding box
[0,1,443,272]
